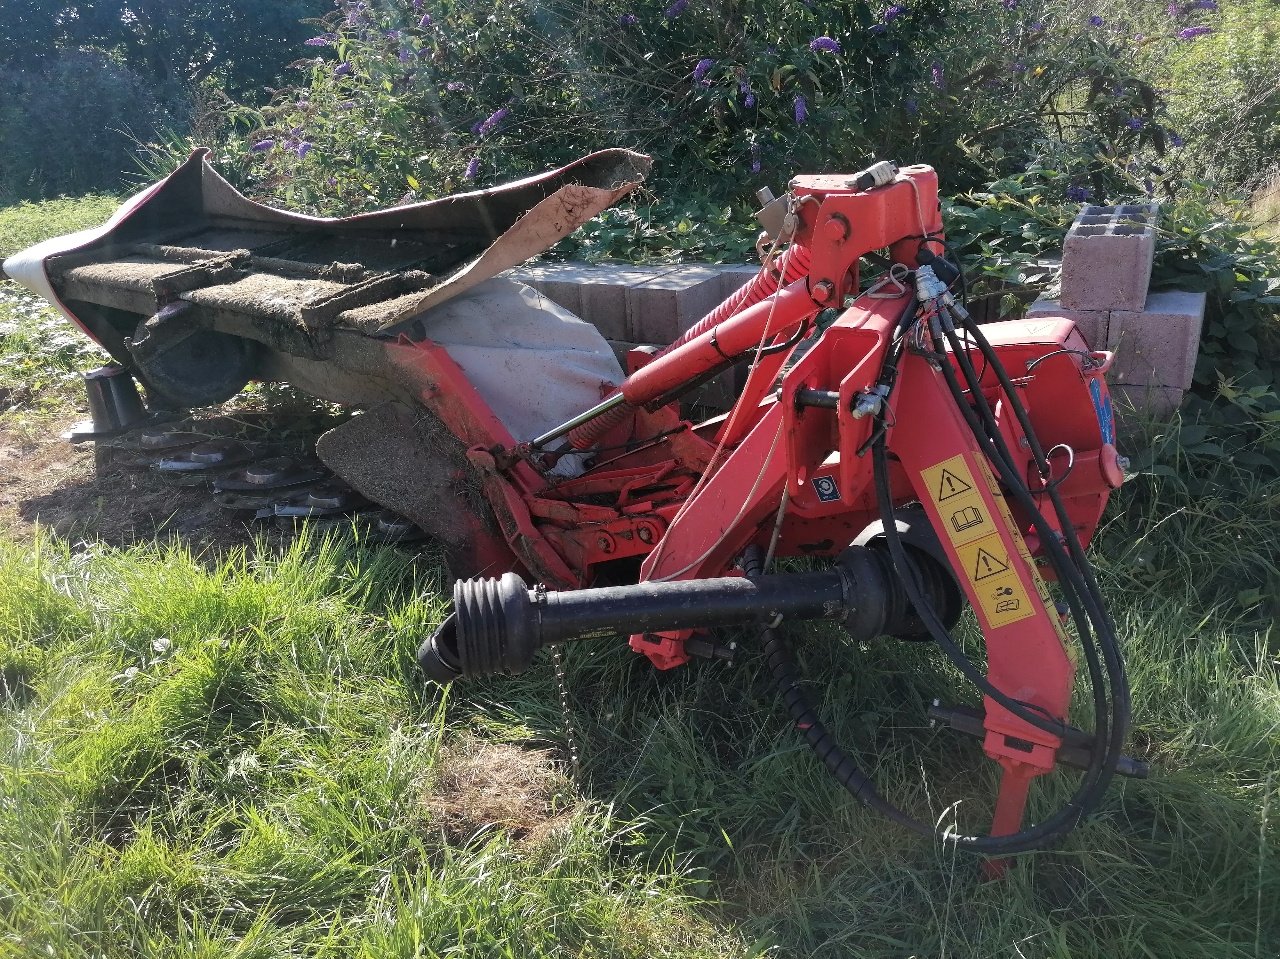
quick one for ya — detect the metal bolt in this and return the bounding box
[1116,455,1131,472]
[638,527,653,544]
[823,214,850,242]
[812,280,836,304]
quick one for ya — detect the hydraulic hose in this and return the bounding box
[758,279,1130,853]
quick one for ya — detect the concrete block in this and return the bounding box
[718,263,762,301]
[1024,298,1109,350]
[1060,204,1158,312]
[625,265,727,343]
[509,263,674,340]
[1106,290,1206,390]
[1110,384,1184,428]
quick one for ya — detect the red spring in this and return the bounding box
[566,245,813,451]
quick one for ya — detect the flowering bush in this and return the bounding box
[176,0,1238,215]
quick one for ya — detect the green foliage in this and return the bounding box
[0,51,185,202]
[553,195,758,264]
[183,0,1187,214]
[0,0,332,99]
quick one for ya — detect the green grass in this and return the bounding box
[0,194,120,261]
[1,194,1277,956]
[0,424,1277,957]
[1,196,118,425]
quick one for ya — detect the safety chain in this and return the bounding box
[550,643,583,783]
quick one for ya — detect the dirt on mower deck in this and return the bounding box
[0,413,262,552]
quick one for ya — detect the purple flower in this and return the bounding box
[1178,25,1213,39]
[1135,33,1145,42]
[446,81,468,92]
[809,36,841,53]
[884,4,906,21]
[750,143,761,174]
[1166,1,1180,14]
[1002,0,1018,9]
[419,13,432,28]
[477,107,510,136]
[1126,117,1144,130]
[399,47,413,63]
[619,12,639,25]
[1066,185,1091,202]
[793,94,808,124]
[334,61,354,77]
[1011,61,1027,73]
[1169,130,1185,147]
[665,0,690,17]
[692,58,716,84]
[930,62,944,88]
[251,139,275,152]
[385,29,402,40]
[464,156,480,180]
[414,0,424,7]
[1193,0,1219,10]
[739,81,756,107]
[1088,14,1103,26]
[1029,20,1045,31]
[904,97,918,114]
[295,142,313,159]
[304,36,334,47]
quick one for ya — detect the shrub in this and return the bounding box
[0,50,188,202]
[180,0,1184,214]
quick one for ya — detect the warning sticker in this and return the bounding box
[920,455,995,547]
[936,468,973,502]
[921,454,1038,628]
[955,534,1036,628]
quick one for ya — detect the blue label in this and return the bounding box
[1089,379,1115,445]
[812,475,841,502]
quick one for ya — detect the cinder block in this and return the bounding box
[509,263,674,340]
[1110,384,1184,423]
[718,263,762,301]
[1060,204,1158,312]
[1106,290,1206,390]
[625,265,727,343]
[1024,298,1109,350]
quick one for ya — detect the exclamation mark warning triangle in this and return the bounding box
[936,468,974,502]
[972,547,1011,581]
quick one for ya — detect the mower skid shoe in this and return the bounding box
[315,401,517,579]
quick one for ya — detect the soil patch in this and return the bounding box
[0,413,257,552]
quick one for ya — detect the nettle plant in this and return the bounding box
[208,0,1203,213]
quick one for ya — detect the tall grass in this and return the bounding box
[1,415,1277,957]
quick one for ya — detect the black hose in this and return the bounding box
[756,291,1130,854]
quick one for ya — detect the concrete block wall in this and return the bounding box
[508,261,761,411]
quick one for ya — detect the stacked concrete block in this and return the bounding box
[623,265,726,342]
[1027,203,1206,425]
[509,262,676,341]
[1060,204,1158,311]
[507,261,763,412]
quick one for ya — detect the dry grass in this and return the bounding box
[424,738,567,842]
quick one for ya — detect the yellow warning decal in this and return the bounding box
[955,535,1036,628]
[920,455,996,547]
[922,454,1037,628]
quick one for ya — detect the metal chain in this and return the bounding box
[550,643,582,782]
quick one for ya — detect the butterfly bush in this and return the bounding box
[213,0,1237,213]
